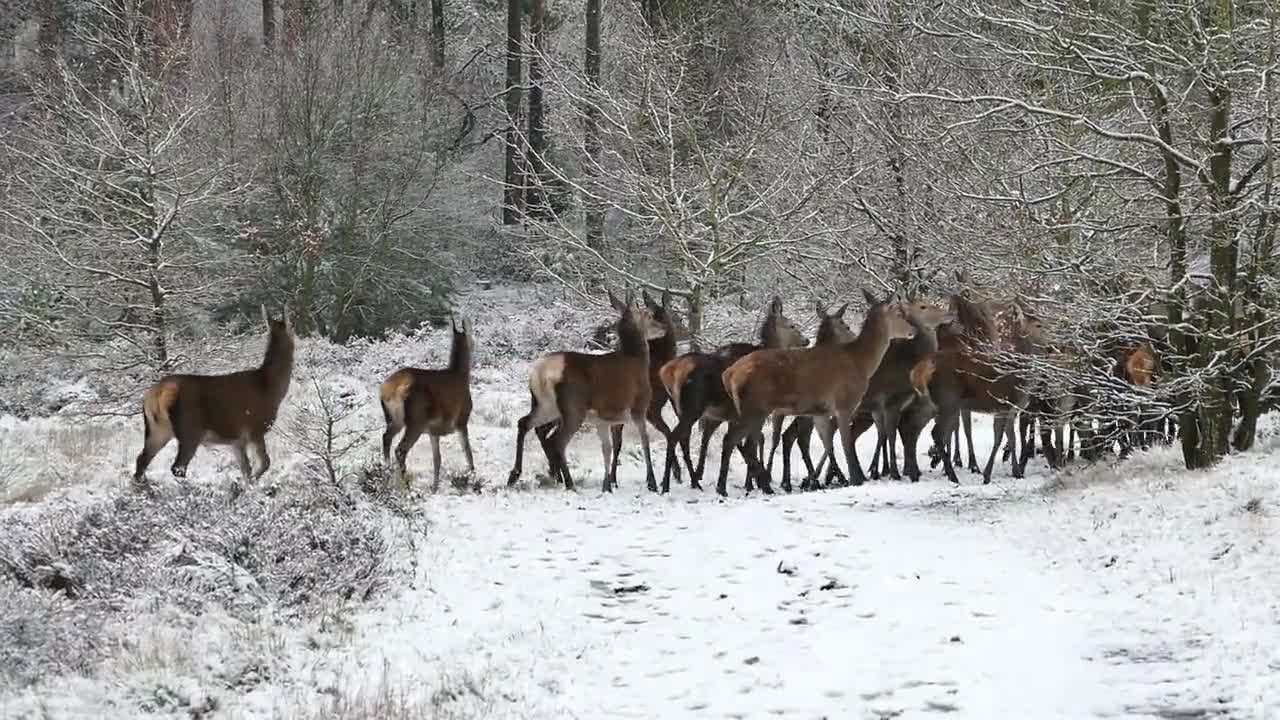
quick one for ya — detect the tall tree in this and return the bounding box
[430,0,445,70]
[583,0,603,248]
[502,0,524,225]
[526,0,549,219]
[262,0,276,53]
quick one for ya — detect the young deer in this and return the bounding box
[507,290,668,492]
[657,297,807,492]
[133,307,295,495]
[379,317,475,491]
[718,290,917,496]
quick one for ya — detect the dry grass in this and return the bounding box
[0,421,130,505]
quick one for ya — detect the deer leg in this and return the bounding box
[811,416,836,489]
[692,418,719,489]
[898,399,932,483]
[835,410,862,487]
[932,408,961,484]
[609,424,624,490]
[765,413,786,480]
[662,415,690,494]
[597,424,615,493]
[549,411,583,491]
[381,422,402,466]
[951,423,962,466]
[716,422,750,498]
[780,418,797,492]
[133,413,172,487]
[426,434,442,492]
[868,418,883,481]
[743,421,773,494]
[1067,422,1077,462]
[631,410,658,493]
[508,394,535,486]
[395,425,425,491]
[170,434,200,480]
[982,412,1006,484]
[647,406,679,484]
[457,427,476,476]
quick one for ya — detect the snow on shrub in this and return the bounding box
[0,477,390,688]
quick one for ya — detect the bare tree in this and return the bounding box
[525,0,550,219]
[0,0,240,372]
[583,0,603,248]
[502,0,523,225]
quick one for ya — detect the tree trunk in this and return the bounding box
[285,0,307,56]
[686,284,704,352]
[37,0,61,68]
[526,0,549,219]
[262,0,276,53]
[883,0,911,287]
[430,0,445,70]
[502,0,524,225]
[583,0,604,248]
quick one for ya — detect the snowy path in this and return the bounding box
[327,484,1131,720]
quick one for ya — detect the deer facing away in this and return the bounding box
[507,290,668,492]
[380,316,475,491]
[133,306,295,495]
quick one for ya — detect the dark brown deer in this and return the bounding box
[133,307,295,494]
[507,290,668,492]
[718,290,917,496]
[379,317,474,491]
[657,297,807,493]
[927,293,1047,484]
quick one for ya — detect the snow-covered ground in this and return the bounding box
[3,286,1279,719]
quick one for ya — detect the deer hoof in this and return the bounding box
[506,470,521,487]
[170,465,187,478]
[716,485,728,498]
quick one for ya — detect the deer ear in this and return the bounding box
[608,289,625,311]
[261,304,270,328]
[661,288,672,310]
[642,288,656,309]
[835,302,849,318]
[815,299,827,318]
[861,288,879,307]
[624,288,637,309]
[769,295,783,316]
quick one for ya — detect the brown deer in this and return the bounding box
[507,290,668,492]
[379,317,475,491]
[785,296,952,488]
[927,292,1048,484]
[718,289,917,496]
[133,306,295,494]
[604,288,688,488]
[657,296,808,493]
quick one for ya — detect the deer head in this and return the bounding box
[814,299,854,344]
[903,295,955,330]
[610,288,667,341]
[763,295,808,348]
[643,288,691,342]
[862,288,917,342]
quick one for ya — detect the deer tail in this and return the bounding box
[142,381,177,439]
[380,373,411,428]
[528,354,566,426]
[659,358,683,416]
[722,365,744,416]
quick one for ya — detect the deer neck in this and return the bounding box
[260,334,295,400]
[617,320,651,362]
[649,325,677,364]
[843,311,896,373]
[448,336,472,376]
[908,316,939,355]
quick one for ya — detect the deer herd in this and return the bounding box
[132,276,1165,498]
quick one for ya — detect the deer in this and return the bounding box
[507,290,668,493]
[760,300,856,492]
[926,292,1048,484]
[603,288,688,488]
[133,306,295,496]
[781,295,952,488]
[718,289,917,497]
[379,316,475,491]
[657,296,808,493]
